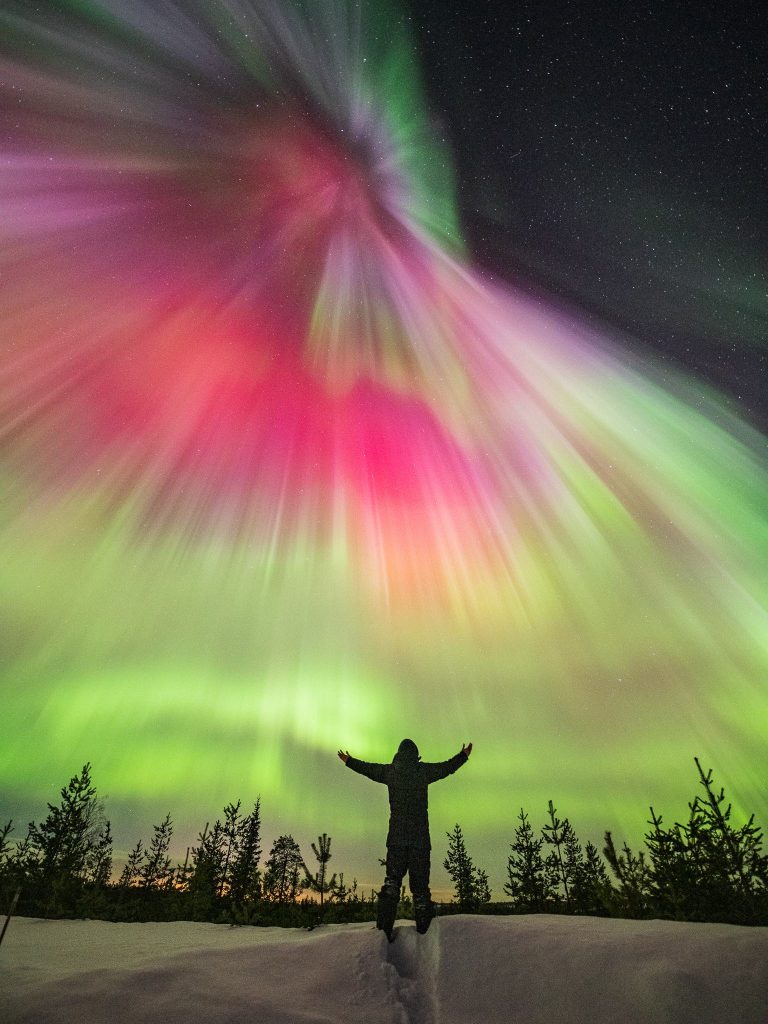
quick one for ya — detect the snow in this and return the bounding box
[2,914,767,1023]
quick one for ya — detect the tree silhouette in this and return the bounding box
[118,841,145,888]
[263,835,304,904]
[603,832,651,917]
[542,800,573,908]
[228,799,262,908]
[140,814,174,891]
[302,833,337,912]
[444,823,491,911]
[505,808,554,911]
[25,763,112,914]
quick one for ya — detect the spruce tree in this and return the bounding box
[0,820,17,904]
[189,821,226,912]
[0,820,13,868]
[444,823,491,911]
[505,808,553,911]
[542,800,572,909]
[139,814,174,891]
[690,757,766,919]
[647,758,768,924]
[88,820,113,888]
[644,807,698,920]
[603,832,650,917]
[228,800,262,908]
[119,841,146,888]
[26,763,112,914]
[572,841,613,915]
[218,802,242,898]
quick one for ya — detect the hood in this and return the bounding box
[393,738,420,764]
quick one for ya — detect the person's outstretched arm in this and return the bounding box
[338,749,387,783]
[424,742,472,784]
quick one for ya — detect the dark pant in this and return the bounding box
[380,844,431,905]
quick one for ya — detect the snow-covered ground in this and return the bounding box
[2,914,767,1023]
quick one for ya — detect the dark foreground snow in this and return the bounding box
[2,914,767,1023]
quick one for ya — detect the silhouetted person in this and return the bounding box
[338,738,472,939]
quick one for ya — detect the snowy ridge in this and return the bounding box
[3,915,767,1023]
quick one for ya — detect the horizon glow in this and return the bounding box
[1,0,766,892]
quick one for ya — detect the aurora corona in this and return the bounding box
[1,0,766,884]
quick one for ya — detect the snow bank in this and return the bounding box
[2,914,767,1023]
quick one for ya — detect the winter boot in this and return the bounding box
[414,896,436,934]
[376,882,399,942]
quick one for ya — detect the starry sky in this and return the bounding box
[0,0,766,898]
[410,0,767,430]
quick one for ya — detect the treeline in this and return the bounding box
[0,765,370,926]
[442,758,767,925]
[1,757,766,927]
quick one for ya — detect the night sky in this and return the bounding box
[410,0,767,431]
[0,0,766,897]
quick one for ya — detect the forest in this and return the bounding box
[1,758,766,929]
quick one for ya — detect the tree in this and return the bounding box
[119,841,146,888]
[505,808,554,911]
[89,820,113,888]
[644,760,768,924]
[0,820,20,903]
[218,802,241,898]
[603,832,651,917]
[189,821,226,913]
[689,757,766,919]
[331,872,349,904]
[542,800,574,909]
[140,814,174,891]
[572,841,613,915]
[228,800,262,908]
[444,823,491,912]
[302,833,337,912]
[0,820,13,867]
[25,763,113,914]
[263,835,304,904]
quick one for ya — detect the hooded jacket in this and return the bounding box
[346,739,468,849]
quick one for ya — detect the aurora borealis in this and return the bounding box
[1,0,766,892]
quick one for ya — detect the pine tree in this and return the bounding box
[139,814,174,891]
[572,841,613,915]
[87,820,113,888]
[228,800,262,907]
[542,800,572,909]
[26,763,112,914]
[444,823,491,911]
[473,867,491,906]
[263,835,304,904]
[218,802,242,898]
[331,872,349,904]
[644,807,696,919]
[645,759,768,924]
[347,877,359,903]
[0,820,13,868]
[302,833,337,911]
[119,841,146,888]
[173,848,193,894]
[0,820,17,901]
[603,832,651,917]
[505,808,554,911]
[689,757,766,919]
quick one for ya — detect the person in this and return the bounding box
[338,737,472,939]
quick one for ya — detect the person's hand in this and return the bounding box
[337,749,350,764]
[462,742,473,758]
